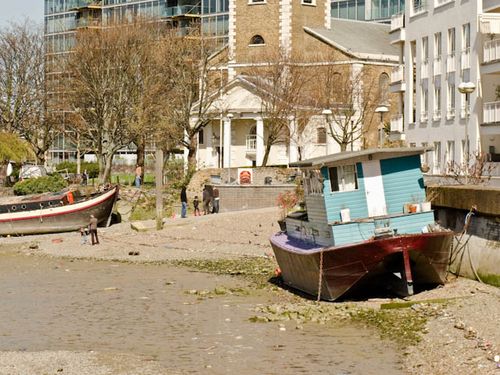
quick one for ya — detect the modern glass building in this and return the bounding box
[331,0,405,22]
[44,0,229,162]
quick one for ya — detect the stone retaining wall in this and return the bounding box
[217,185,295,213]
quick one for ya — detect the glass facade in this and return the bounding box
[331,0,405,22]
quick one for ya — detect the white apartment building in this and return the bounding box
[389,0,500,175]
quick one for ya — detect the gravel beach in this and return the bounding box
[0,206,498,374]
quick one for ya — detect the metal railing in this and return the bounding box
[483,39,500,63]
[421,59,429,79]
[433,56,442,75]
[420,111,428,122]
[446,53,456,72]
[446,108,455,119]
[483,101,500,123]
[433,109,442,121]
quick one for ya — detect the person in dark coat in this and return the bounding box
[180,187,188,218]
[202,186,210,215]
[212,187,220,214]
[89,214,99,245]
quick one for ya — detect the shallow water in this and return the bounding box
[0,251,403,374]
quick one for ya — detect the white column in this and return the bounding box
[223,115,232,168]
[256,117,264,166]
[288,116,298,163]
[205,122,213,167]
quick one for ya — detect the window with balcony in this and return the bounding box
[421,88,428,121]
[433,141,441,173]
[446,140,455,171]
[434,32,442,75]
[433,87,441,120]
[461,23,470,70]
[447,82,455,119]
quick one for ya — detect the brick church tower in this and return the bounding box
[227,0,331,79]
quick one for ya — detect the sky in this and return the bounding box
[0,0,44,27]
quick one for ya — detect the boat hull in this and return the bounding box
[270,231,454,301]
[0,186,119,236]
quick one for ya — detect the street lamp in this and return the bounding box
[458,81,476,185]
[322,109,332,155]
[375,105,389,148]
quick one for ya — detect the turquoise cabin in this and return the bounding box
[286,147,435,247]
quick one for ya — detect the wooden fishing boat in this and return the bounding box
[0,184,119,236]
[270,148,453,301]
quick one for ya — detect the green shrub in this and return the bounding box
[56,161,99,178]
[13,175,68,195]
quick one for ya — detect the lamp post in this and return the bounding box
[458,81,476,185]
[375,106,389,148]
[321,109,332,155]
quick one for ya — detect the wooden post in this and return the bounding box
[155,148,164,230]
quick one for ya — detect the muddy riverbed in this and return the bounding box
[0,250,402,375]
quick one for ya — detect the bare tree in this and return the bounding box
[65,21,164,182]
[246,49,311,166]
[156,28,222,174]
[312,63,380,151]
[0,20,58,163]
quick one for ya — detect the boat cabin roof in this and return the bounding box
[290,147,432,168]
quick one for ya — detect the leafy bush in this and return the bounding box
[56,161,99,178]
[13,174,68,195]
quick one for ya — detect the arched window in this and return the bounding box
[379,73,390,105]
[249,35,265,45]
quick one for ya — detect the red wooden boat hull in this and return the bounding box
[270,231,454,301]
[0,185,119,236]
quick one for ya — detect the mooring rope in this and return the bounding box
[316,250,324,303]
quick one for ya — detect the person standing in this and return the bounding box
[135,165,142,188]
[89,214,99,245]
[180,187,188,218]
[212,187,220,214]
[202,186,210,215]
[193,195,201,216]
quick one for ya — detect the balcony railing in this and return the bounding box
[433,56,442,75]
[483,39,500,63]
[391,13,404,31]
[391,64,404,82]
[433,109,442,121]
[390,115,404,132]
[246,135,257,151]
[461,48,470,70]
[446,108,455,120]
[421,59,429,79]
[446,53,456,73]
[483,101,500,123]
[421,111,428,122]
[163,5,201,17]
[76,17,101,28]
[460,105,470,119]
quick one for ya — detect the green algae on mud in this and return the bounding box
[184,286,251,298]
[171,257,277,287]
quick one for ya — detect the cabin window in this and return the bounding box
[329,165,358,192]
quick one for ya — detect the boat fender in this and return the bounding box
[67,192,74,204]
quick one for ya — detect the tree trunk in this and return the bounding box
[136,137,145,180]
[261,142,272,167]
[340,143,348,152]
[155,148,164,230]
[99,152,114,183]
[186,135,198,177]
